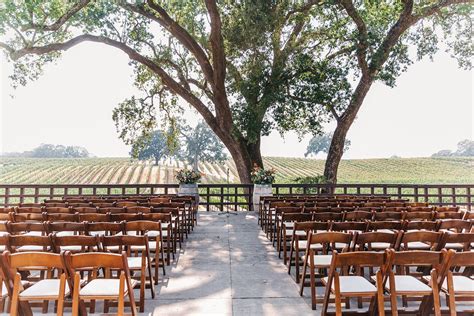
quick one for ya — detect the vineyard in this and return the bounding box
[0,157,472,184]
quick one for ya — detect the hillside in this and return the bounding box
[0,157,472,184]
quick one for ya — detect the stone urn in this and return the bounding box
[178,183,200,205]
[252,184,272,211]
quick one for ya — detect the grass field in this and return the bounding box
[0,157,472,184]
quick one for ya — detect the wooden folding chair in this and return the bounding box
[278,213,313,263]
[353,231,399,252]
[142,213,174,264]
[437,232,474,252]
[440,251,474,315]
[124,220,166,281]
[101,235,154,312]
[63,251,137,316]
[86,222,124,237]
[321,251,387,315]
[437,219,472,234]
[288,221,330,283]
[397,230,443,251]
[343,210,373,222]
[52,234,101,254]
[300,231,353,310]
[1,251,68,316]
[385,249,452,316]
[45,221,87,237]
[367,220,403,234]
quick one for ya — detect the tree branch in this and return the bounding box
[21,0,91,31]
[8,34,219,133]
[338,0,369,75]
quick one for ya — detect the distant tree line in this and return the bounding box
[432,139,473,157]
[2,144,90,158]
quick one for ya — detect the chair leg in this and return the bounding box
[71,273,81,316]
[334,273,342,316]
[389,273,398,316]
[376,271,385,316]
[57,273,66,316]
[10,274,20,316]
[446,272,456,316]
[299,253,308,296]
[118,272,125,316]
[310,253,317,310]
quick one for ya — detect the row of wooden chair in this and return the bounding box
[299,247,472,315]
[1,251,140,315]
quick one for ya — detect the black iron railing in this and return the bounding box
[0,183,472,211]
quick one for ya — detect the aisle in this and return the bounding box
[148,212,312,315]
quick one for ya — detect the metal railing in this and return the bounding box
[0,183,472,211]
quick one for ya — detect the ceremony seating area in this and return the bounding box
[0,194,197,315]
[259,195,474,314]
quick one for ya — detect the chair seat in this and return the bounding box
[301,254,332,267]
[322,276,377,294]
[2,281,28,298]
[80,278,137,297]
[424,275,474,293]
[296,240,322,251]
[88,231,106,236]
[56,231,76,237]
[406,241,431,250]
[20,279,70,299]
[387,275,432,293]
[24,231,43,237]
[377,229,396,234]
[127,257,146,269]
[16,245,50,252]
[444,242,465,250]
[285,230,306,237]
[131,241,158,251]
[369,242,392,250]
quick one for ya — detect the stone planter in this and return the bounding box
[178,183,200,206]
[252,184,272,211]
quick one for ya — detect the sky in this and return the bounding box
[0,42,472,159]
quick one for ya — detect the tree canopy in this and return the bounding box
[305,132,351,157]
[180,120,227,170]
[432,139,474,157]
[1,0,472,183]
[130,129,178,165]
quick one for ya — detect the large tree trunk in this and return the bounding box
[324,76,374,184]
[324,120,351,184]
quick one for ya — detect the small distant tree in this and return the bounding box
[432,139,474,157]
[305,133,350,157]
[30,144,89,158]
[455,139,474,156]
[131,130,178,165]
[181,121,227,170]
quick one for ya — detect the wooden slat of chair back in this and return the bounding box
[368,220,403,231]
[7,222,46,234]
[332,250,386,268]
[353,231,399,250]
[404,220,439,231]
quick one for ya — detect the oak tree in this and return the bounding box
[1,0,471,183]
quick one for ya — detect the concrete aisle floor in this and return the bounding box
[148,211,313,315]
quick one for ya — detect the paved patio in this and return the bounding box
[147,211,314,315]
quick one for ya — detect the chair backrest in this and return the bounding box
[124,206,151,214]
[280,213,313,224]
[43,207,71,214]
[12,212,44,222]
[274,206,303,215]
[101,235,148,253]
[46,221,87,235]
[78,213,110,222]
[86,222,124,236]
[142,212,172,223]
[437,232,474,251]
[307,231,353,253]
[8,234,53,251]
[44,213,79,222]
[397,231,443,250]
[448,251,474,269]
[293,221,330,234]
[2,251,64,271]
[374,211,403,221]
[331,221,368,232]
[98,207,125,214]
[124,220,161,235]
[110,213,143,222]
[435,211,463,220]
[332,251,386,268]
[16,207,43,214]
[63,251,128,270]
[7,221,46,234]
[52,234,101,252]
[367,220,403,232]
[386,249,449,270]
[353,231,399,251]
[116,201,139,207]
[313,212,343,222]
[435,206,460,213]
[71,207,99,214]
[384,207,408,213]
[437,219,471,233]
[403,211,434,221]
[343,211,373,221]
[404,220,438,231]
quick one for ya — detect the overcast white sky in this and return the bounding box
[0,42,472,159]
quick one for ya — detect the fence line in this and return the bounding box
[0,183,472,211]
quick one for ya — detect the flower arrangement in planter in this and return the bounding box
[176,169,202,184]
[250,165,276,211]
[250,165,276,185]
